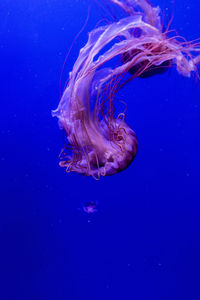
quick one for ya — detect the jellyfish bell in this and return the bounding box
[53,0,200,179]
[121,45,172,78]
[82,200,98,214]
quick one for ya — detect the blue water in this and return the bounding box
[1,1,200,299]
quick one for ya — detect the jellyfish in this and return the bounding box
[82,200,98,214]
[52,0,200,179]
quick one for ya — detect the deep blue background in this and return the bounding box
[1,1,200,299]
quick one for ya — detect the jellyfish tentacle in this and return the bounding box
[53,0,200,178]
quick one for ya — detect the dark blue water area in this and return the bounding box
[1,0,200,299]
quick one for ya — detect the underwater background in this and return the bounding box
[1,0,200,299]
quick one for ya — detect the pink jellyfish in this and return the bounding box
[82,200,98,214]
[52,0,200,179]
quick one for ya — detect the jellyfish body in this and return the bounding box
[82,200,98,214]
[53,0,200,179]
[121,47,172,78]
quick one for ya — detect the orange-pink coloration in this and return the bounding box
[52,0,200,179]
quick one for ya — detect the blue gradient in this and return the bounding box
[1,1,200,299]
